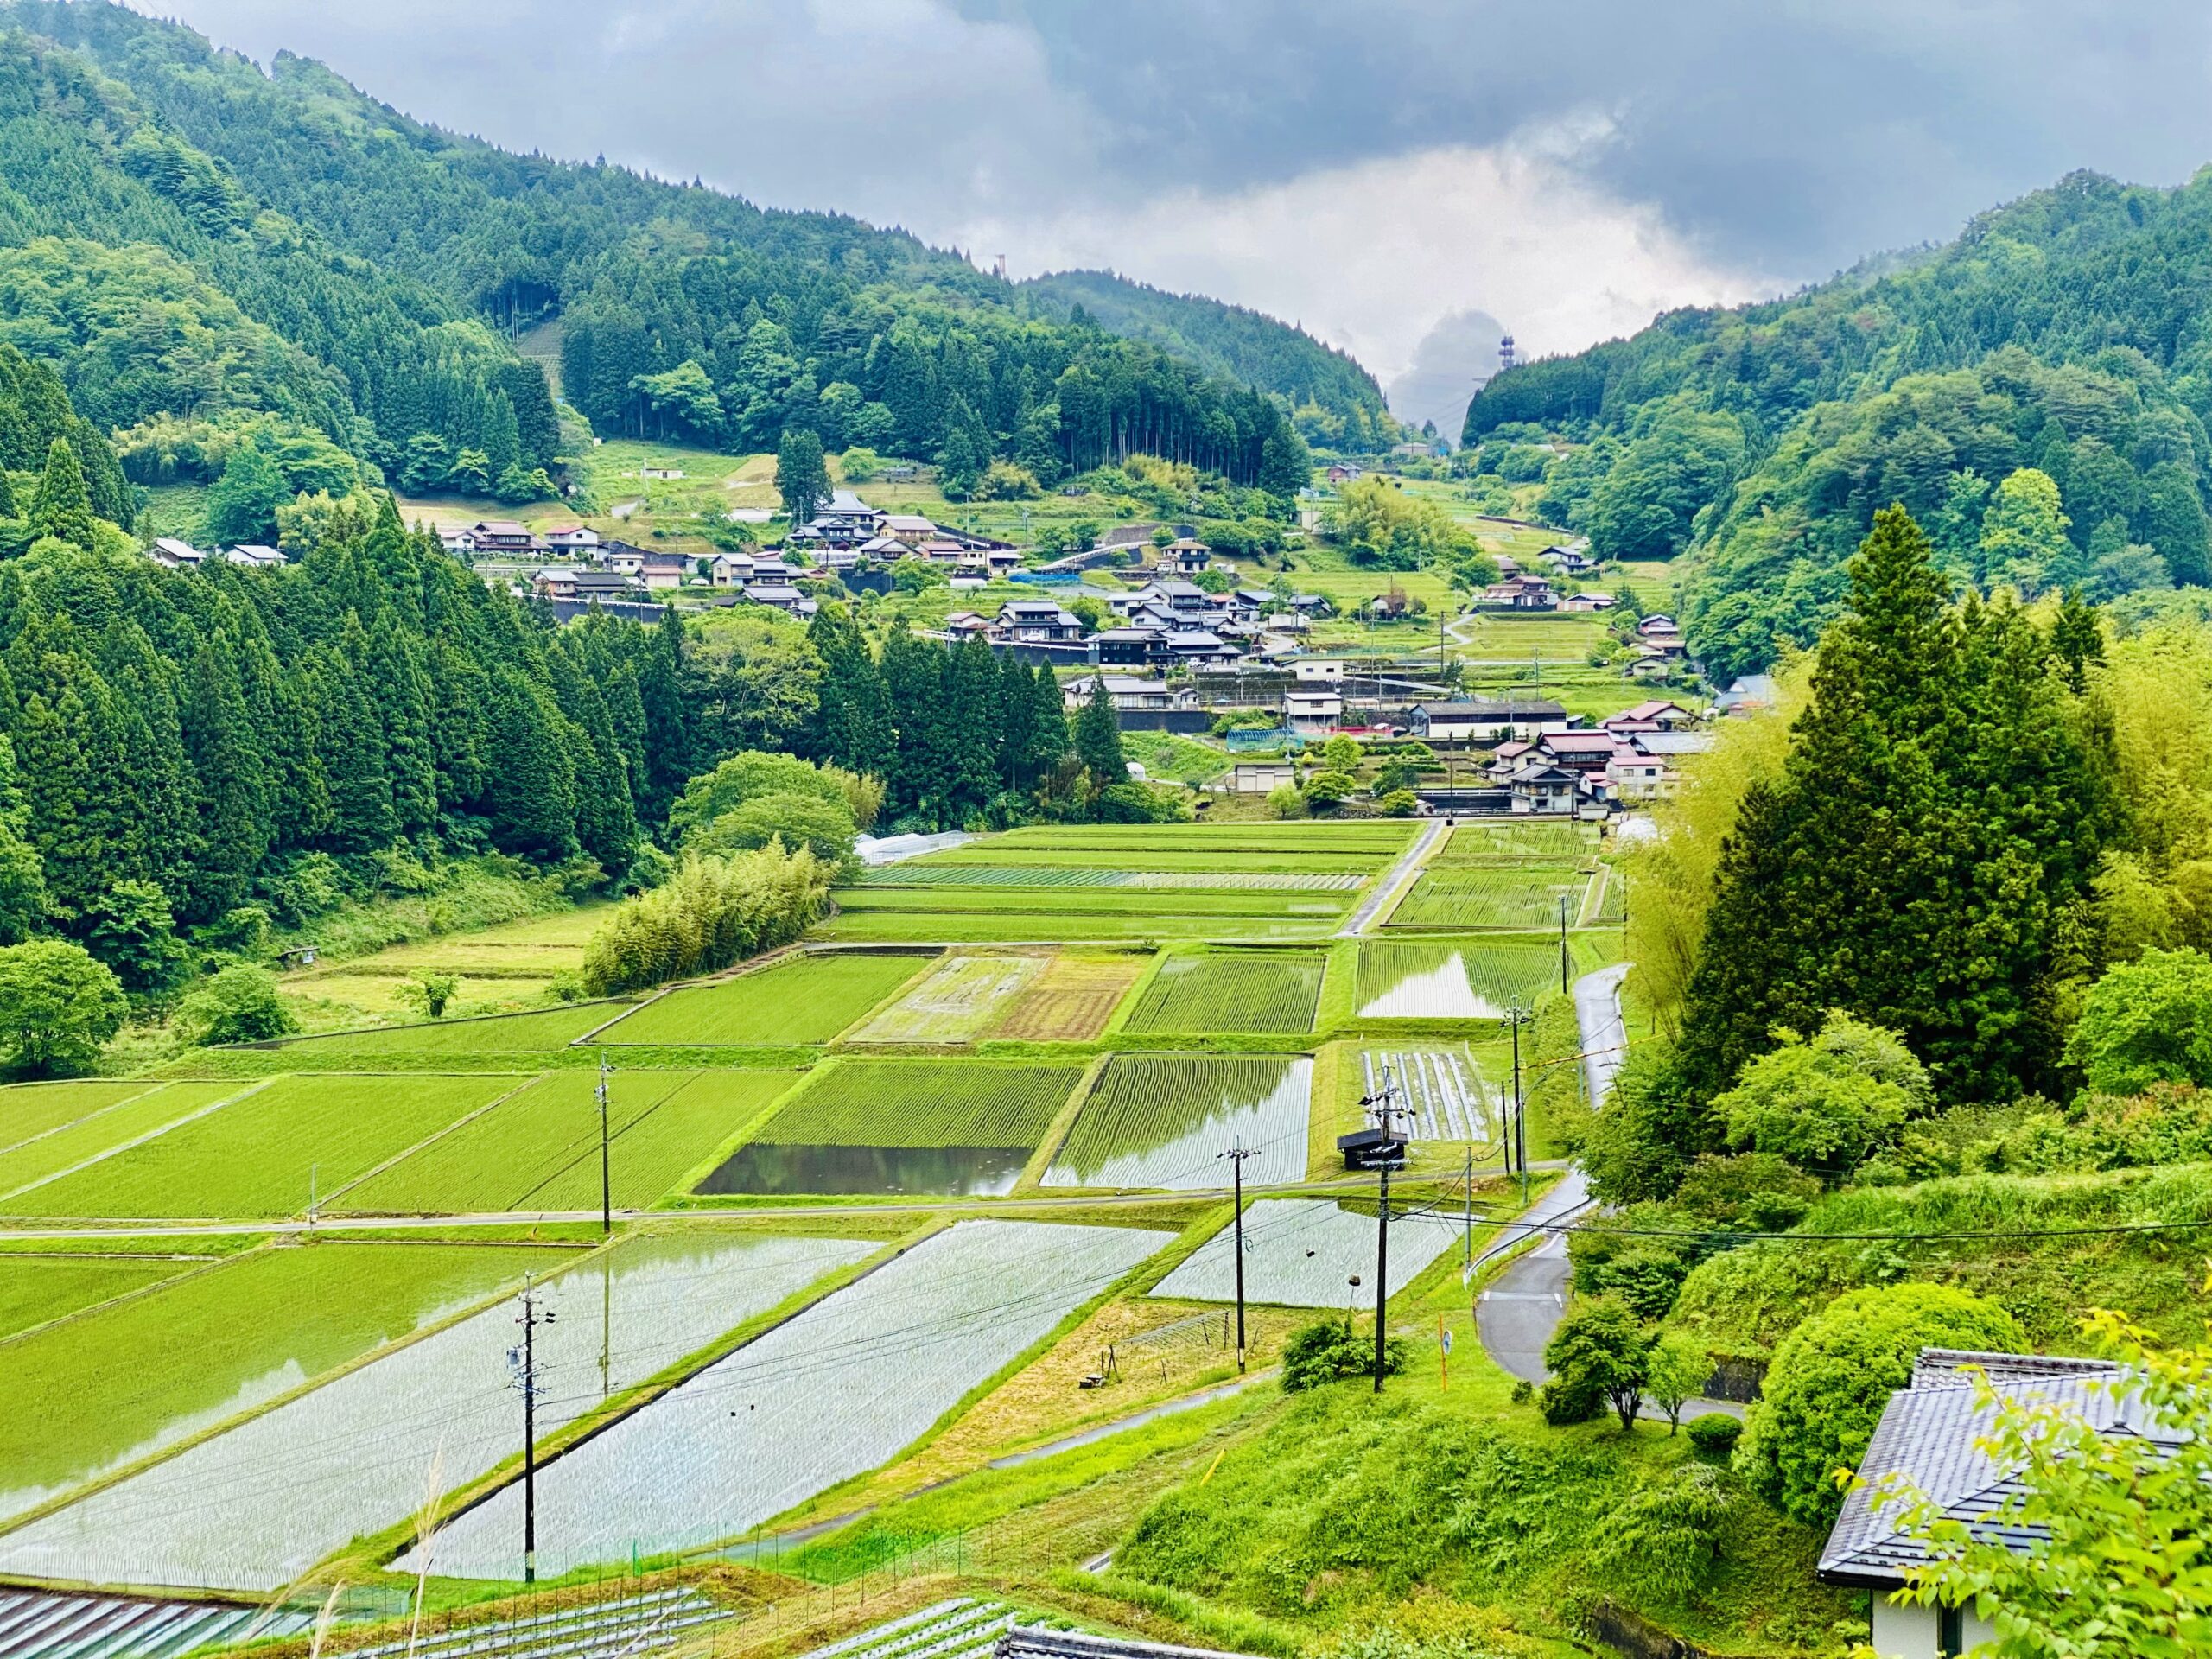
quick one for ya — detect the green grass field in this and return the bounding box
[0,1254,189,1343]
[10,1076,522,1220]
[335,1070,802,1213]
[745,1060,1084,1148]
[0,1082,155,1147]
[810,910,1344,944]
[1439,823,1599,862]
[1122,952,1325,1034]
[596,954,926,1046]
[277,1004,622,1058]
[0,1083,249,1198]
[0,1240,572,1504]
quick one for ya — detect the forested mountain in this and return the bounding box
[1465,169,2212,678]
[1020,270,1395,448]
[0,0,1339,499]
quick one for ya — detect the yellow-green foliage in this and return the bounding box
[582,844,831,995]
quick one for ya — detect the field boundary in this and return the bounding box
[1014,1053,1116,1196]
[0,1084,165,1160]
[316,1072,551,1212]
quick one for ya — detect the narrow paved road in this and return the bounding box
[1475,963,1627,1383]
[1339,817,1446,936]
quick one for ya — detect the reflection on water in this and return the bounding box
[699,1141,1030,1197]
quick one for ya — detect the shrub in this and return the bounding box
[174,964,296,1046]
[1281,1319,1408,1392]
[1376,788,1419,817]
[1736,1282,2023,1524]
[1592,1463,1733,1604]
[1303,770,1355,809]
[1266,784,1307,820]
[1673,1150,1823,1231]
[1601,1245,1691,1320]
[1580,1041,1706,1202]
[580,843,831,995]
[1541,1297,1649,1429]
[1686,1413,1742,1456]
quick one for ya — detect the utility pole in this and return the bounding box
[1506,1002,1533,1207]
[509,1282,555,1583]
[1356,1064,1413,1393]
[1463,1146,1472,1268]
[1221,1138,1257,1372]
[1559,893,1571,995]
[596,1052,613,1235]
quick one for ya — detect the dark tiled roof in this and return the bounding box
[1818,1350,2173,1588]
[997,1626,1254,1659]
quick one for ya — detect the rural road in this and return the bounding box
[1340,817,1446,936]
[1474,963,1627,1384]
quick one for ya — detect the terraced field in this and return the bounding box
[1122,951,1325,1034]
[7,1076,522,1219]
[742,1060,1081,1148]
[1359,1047,1494,1141]
[1152,1198,1464,1308]
[849,953,1047,1043]
[1385,865,1593,931]
[1354,939,1565,1018]
[0,1082,251,1197]
[0,1255,190,1342]
[597,953,927,1046]
[988,954,1145,1041]
[0,1081,157,1146]
[1042,1055,1312,1189]
[337,1070,801,1213]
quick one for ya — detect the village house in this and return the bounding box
[541,525,601,557]
[857,534,911,561]
[1818,1349,2172,1659]
[882,513,938,546]
[1489,739,1535,776]
[603,542,648,576]
[1154,537,1211,575]
[1605,747,1668,800]
[531,567,636,602]
[1558,591,1618,613]
[467,520,541,557]
[1090,627,1171,668]
[1505,762,1582,815]
[1535,730,1623,773]
[1483,574,1558,611]
[1230,761,1299,793]
[222,544,285,569]
[1604,699,1697,731]
[1537,543,1599,577]
[639,550,690,591]
[995,600,1085,643]
[741,582,816,618]
[1407,700,1572,743]
[709,551,756,588]
[944,611,994,639]
[1284,689,1344,734]
[1293,658,1348,683]
[1165,628,1242,665]
[149,537,205,570]
[1324,463,1363,485]
[810,490,883,540]
[1061,674,1195,712]
[1637,613,1682,641]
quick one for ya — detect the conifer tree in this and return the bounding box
[312,640,397,853]
[774,426,829,531]
[181,634,270,921]
[365,614,437,836]
[1073,679,1127,791]
[880,626,946,822]
[29,438,97,552]
[997,652,1037,787]
[0,464,15,520]
[1028,665,1070,778]
[481,673,578,860]
[945,633,1001,816]
[806,604,894,777]
[0,734,46,944]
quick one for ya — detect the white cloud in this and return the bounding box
[951,126,1777,383]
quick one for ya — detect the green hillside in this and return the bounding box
[0,0,1348,498]
[1463,169,2212,678]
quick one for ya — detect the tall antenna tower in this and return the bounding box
[1497,334,1517,373]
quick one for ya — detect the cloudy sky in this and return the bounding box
[133,1,2212,430]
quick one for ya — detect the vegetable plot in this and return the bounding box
[1151,1198,1462,1309]
[847,954,1046,1043]
[404,1219,1172,1580]
[0,1232,873,1592]
[1042,1057,1312,1190]
[1360,1049,1494,1141]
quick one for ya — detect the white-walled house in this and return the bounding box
[1820,1348,2177,1658]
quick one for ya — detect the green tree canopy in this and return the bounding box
[2066,947,2212,1096]
[0,939,127,1075]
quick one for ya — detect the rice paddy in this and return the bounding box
[598,953,926,1046]
[3,812,1620,1595]
[401,1219,1173,1580]
[1122,951,1325,1034]
[1150,1198,1465,1309]
[1355,940,1566,1018]
[1041,1056,1312,1190]
[336,1070,801,1213]
[1386,865,1594,931]
[0,1231,871,1590]
[4,1076,523,1220]
[0,1240,576,1519]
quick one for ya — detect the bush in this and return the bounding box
[1303,770,1356,809]
[1265,784,1307,820]
[1281,1319,1408,1392]
[1376,788,1419,817]
[1541,1297,1649,1429]
[1715,1010,1931,1180]
[1603,1246,1691,1320]
[580,843,831,995]
[1736,1282,2023,1524]
[1672,1151,1823,1231]
[1591,1463,1732,1605]
[0,939,129,1075]
[1686,1413,1742,1456]
[174,964,296,1046]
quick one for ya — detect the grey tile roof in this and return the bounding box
[1817,1350,2172,1588]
